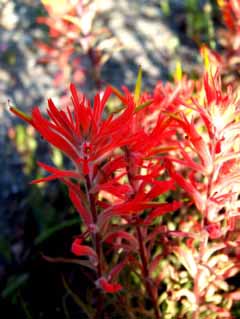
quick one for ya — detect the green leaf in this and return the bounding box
[18,292,33,319]
[174,60,182,82]
[9,107,32,124]
[34,217,80,245]
[2,274,29,298]
[134,66,142,104]
[160,0,170,16]
[135,99,153,113]
[42,255,96,270]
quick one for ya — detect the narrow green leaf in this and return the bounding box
[18,292,33,319]
[174,60,182,82]
[34,217,80,245]
[135,99,153,113]
[42,254,96,271]
[62,276,93,318]
[2,274,29,298]
[134,66,142,104]
[9,107,33,125]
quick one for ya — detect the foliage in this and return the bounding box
[184,0,216,47]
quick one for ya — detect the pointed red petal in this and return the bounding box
[68,185,93,227]
[31,162,81,184]
[144,201,182,224]
[71,239,96,258]
[32,107,80,162]
[97,277,122,293]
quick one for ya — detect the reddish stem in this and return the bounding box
[85,173,104,318]
[85,174,102,276]
[136,225,161,319]
[124,147,161,318]
[87,48,102,90]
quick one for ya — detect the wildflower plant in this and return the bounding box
[37,0,120,94]
[10,57,240,318]
[163,66,240,318]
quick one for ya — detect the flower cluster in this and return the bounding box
[11,56,240,318]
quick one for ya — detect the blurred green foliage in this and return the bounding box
[160,0,171,16]
[185,0,216,48]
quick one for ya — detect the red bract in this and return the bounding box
[97,277,122,294]
[71,238,97,259]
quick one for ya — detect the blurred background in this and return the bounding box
[0,0,223,318]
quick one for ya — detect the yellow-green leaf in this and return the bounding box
[134,66,142,104]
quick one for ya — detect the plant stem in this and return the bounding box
[88,48,101,90]
[136,225,161,319]
[85,174,102,276]
[85,173,104,318]
[193,274,200,319]
[124,147,161,319]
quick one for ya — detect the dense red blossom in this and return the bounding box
[12,84,137,182]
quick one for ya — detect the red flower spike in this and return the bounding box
[12,84,136,182]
